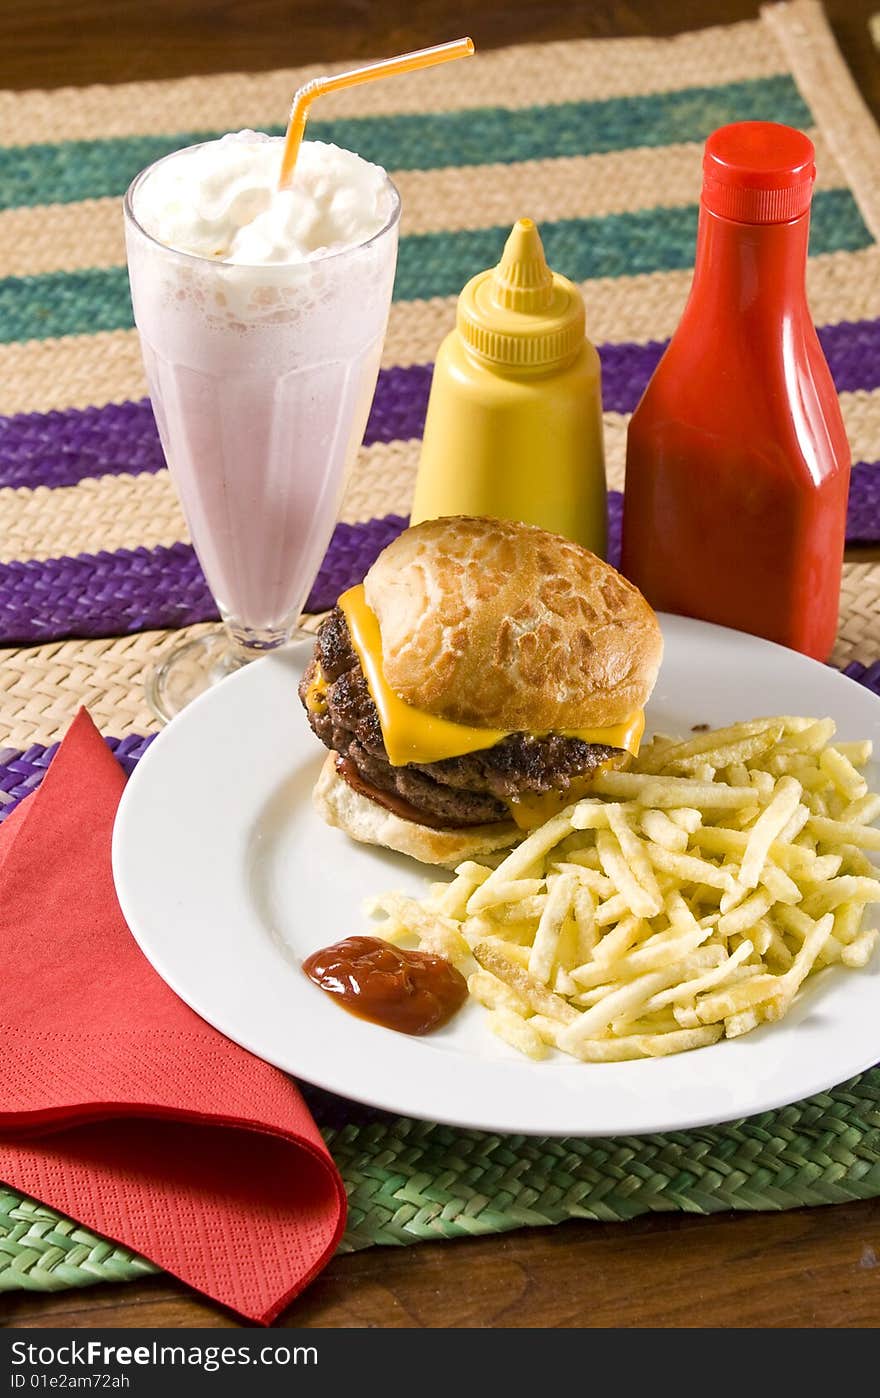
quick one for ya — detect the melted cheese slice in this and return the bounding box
[333,585,645,769]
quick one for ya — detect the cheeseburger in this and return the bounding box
[299,516,663,865]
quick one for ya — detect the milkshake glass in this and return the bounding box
[124,137,400,721]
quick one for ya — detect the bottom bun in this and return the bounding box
[313,752,520,867]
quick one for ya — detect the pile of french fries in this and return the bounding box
[366,716,880,1062]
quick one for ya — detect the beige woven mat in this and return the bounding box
[1,0,879,749]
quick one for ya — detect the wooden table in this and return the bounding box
[3,0,880,1330]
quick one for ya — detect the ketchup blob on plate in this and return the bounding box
[303,935,468,1035]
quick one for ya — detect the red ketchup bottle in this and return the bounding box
[621,122,850,661]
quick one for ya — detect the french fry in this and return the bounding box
[433,860,492,918]
[564,1025,723,1062]
[689,975,785,1025]
[553,967,580,997]
[758,862,803,905]
[571,934,718,990]
[750,917,774,956]
[820,745,868,801]
[637,719,781,774]
[476,936,532,967]
[842,792,880,824]
[607,806,664,910]
[834,740,873,766]
[837,845,877,877]
[738,776,803,889]
[610,1010,681,1036]
[594,891,630,927]
[551,862,615,897]
[646,842,738,893]
[673,727,785,775]
[528,873,577,984]
[571,982,615,1008]
[467,810,575,911]
[561,843,601,870]
[717,888,773,937]
[763,925,795,971]
[640,808,689,851]
[473,942,578,1024]
[489,896,548,924]
[772,904,843,965]
[587,771,754,809]
[749,770,776,800]
[783,717,836,752]
[778,913,835,995]
[468,969,530,1016]
[488,1009,547,1059]
[832,901,864,945]
[526,1014,566,1048]
[466,878,545,911]
[559,961,705,1046]
[695,823,821,878]
[725,1007,765,1037]
[800,854,843,882]
[806,814,880,852]
[801,875,880,917]
[592,912,647,965]
[368,893,474,968]
[724,762,751,787]
[641,942,756,1014]
[596,829,663,918]
[778,803,811,844]
[664,889,702,932]
[842,929,879,967]
[573,884,599,961]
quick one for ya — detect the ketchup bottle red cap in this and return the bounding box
[702,122,816,224]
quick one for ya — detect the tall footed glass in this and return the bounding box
[124,145,400,722]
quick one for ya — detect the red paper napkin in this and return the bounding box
[0,709,346,1324]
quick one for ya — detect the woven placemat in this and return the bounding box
[4,0,880,1300]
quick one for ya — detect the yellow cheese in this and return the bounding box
[337,584,645,769]
[304,662,329,714]
[505,760,633,829]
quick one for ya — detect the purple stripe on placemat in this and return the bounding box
[365,364,433,446]
[0,369,434,491]
[5,656,880,824]
[845,461,880,543]
[5,471,880,645]
[0,400,166,489]
[608,492,622,569]
[598,320,880,413]
[0,544,216,642]
[0,516,411,644]
[4,318,880,490]
[843,659,880,693]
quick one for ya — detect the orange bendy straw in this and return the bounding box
[278,37,475,189]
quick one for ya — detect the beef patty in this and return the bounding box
[299,606,623,827]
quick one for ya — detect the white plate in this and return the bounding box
[112,615,880,1137]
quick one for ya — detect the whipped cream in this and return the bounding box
[132,131,394,264]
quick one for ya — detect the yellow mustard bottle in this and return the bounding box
[411,217,607,554]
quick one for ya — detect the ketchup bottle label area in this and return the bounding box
[621,122,851,662]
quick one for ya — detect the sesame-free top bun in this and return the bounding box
[363,516,663,732]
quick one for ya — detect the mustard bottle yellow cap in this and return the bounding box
[456,217,586,370]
